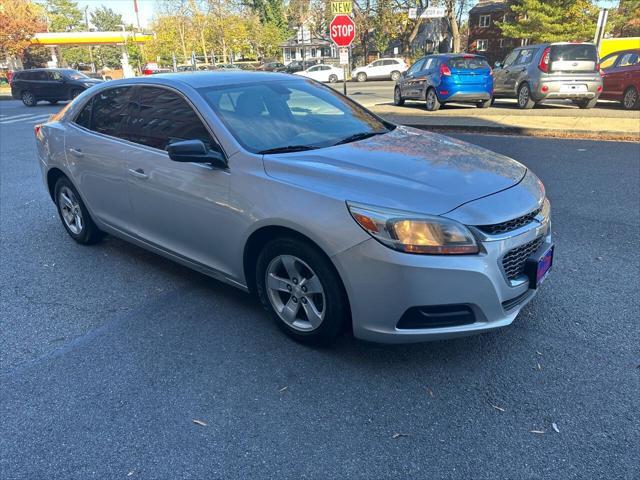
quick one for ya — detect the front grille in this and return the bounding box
[477,207,541,235]
[502,236,544,281]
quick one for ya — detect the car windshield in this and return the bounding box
[64,70,90,80]
[448,57,490,70]
[198,79,393,154]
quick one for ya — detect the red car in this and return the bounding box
[600,49,640,110]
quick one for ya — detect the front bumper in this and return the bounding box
[332,218,551,344]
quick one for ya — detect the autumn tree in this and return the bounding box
[609,0,640,37]
[0,0,45,66]
[499,0,599,43]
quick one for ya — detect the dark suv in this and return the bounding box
[10,68,103,106]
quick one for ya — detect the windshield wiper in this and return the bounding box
[332,131,388,146]
[257,145,319,155]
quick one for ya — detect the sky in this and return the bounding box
[73,0,621,30]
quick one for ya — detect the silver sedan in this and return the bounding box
[34,72,553,344]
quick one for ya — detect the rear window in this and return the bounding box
[447,57,490,70]
[550,44,597,63]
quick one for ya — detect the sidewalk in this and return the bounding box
[368,102,640,142]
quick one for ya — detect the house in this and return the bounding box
[280,24,336,64]
[467,0,524,65]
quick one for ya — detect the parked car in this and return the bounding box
[294,64,344,83]
[352,58,408,82]
[599,49,639,110]
[394,54,493,111]
[216,63,241,70]
[10,68,103,106]
[34,71,552,345]
[257,62,286,72]
[285,60,318,74]
[142,63,172,75]
[493,42,603,109]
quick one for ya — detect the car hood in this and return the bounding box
[262,126,528,215]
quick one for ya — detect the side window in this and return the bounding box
[308,66,319,72]
[91,87,133,138]
[32,71,47,81]
[48,71,63,81]
[503,51,519,67]
[407,59,426,75]
[372,60,384,67]
[74,99,93,129]
[600,53,619,70]
[423,58,434,71]
[619,53,639,67]
[126,87,218,152]
[515,49,534,65]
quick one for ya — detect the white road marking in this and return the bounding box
[0,114,51,125]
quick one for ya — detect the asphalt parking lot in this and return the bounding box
[1,100,639,479]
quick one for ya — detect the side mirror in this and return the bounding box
[494,61,503,69]
[167,139,227,169]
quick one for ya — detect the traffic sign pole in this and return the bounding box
[330,13,356,97]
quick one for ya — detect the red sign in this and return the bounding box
[330,14,356,47]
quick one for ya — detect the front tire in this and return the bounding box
[622,86,639,110]
[70,89,82,100]
[517,83,536,109]
[54,177,104,245]
[394,86,405,106]
[477,98,492,108]
[256,237,348,345]
[356,72,367,82]
[425,88,441,111]
[328,74,338,83]
[21,91,36,106]
[390,70,401,81]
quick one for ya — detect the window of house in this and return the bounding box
[479,15,491,27]
[521,38,530,46]
[476,39,488,51]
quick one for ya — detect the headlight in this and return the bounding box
[540,197,551,221]
[347,202,479,255]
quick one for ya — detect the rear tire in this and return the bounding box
[70,89,82,100]
[356,72,367,82]
[54,177,104,245]
[394,86,405,106]
[328,74,338,83]
[390,70,401,81]
[425,88,441,111]
[517,83,536,109]
[21,91,36,107]
[477,98,492,108]
[256,237,348,345]
[575,98,598,109]
[622,86,639,110]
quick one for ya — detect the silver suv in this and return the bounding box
[493,42,602,109]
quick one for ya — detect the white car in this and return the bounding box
[352,58,408,82]
[294,64,344,83]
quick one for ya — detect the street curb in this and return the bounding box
[400,124,640,143]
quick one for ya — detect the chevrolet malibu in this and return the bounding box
[35,72,553,344]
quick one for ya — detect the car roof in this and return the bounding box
[103,71,301,89]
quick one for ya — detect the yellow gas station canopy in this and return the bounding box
[31,31,153,46]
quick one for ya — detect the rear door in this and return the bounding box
[505,48,536,93]
[65,86,136,233]
[122,85,231,272]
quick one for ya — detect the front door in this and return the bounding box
[122,86,231,274]
[493,50,519,94]
[401,58,426,98]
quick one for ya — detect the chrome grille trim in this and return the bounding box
[477,207,542,235]
[501,236,544,282]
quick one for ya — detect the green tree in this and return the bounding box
[499,0,599,43]
[90,6,125,68]
[608,0,640,37]
[372,0,397,56]
[43,0,83,32]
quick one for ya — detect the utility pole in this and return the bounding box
[133,0,141,30]
[84,6,95,73]
[594,9,609,48]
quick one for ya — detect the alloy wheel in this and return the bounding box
[391,71,401,81]
[518,85,530,107]
[426,90,436,109]
[394,88,400,103]
[58,186,83,235]
[265,254,326,332]
[623,88,637,109]
[22,91,35,106]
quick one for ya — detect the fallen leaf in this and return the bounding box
[426,388,434,397]
[278,386,288,393]
[491,404,506,412]
[537,362,542,371]
[595,256,603,261]
[192,419,207,426]
[552,423,560,433]
[536,351,543,356]
[392,433,409,439]
[127,471,135,477]
[530,430,545,435]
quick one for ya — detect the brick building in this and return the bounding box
[467,0,524,65]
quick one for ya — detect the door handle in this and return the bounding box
[128,168,148,179]
[68,147,83,157]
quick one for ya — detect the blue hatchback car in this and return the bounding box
[394,54,494,111]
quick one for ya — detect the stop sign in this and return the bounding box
[330,14,356,47]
